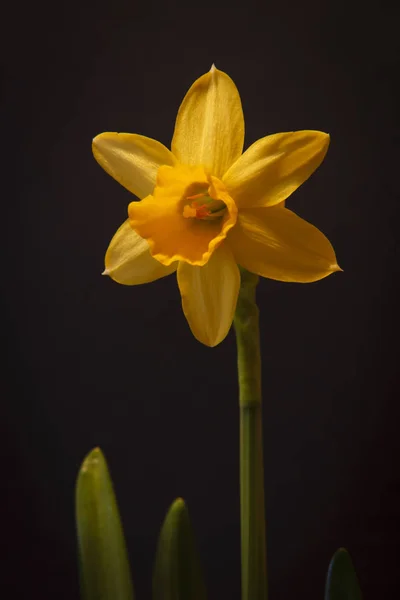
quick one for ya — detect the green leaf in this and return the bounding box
[325,547,362,600]
[152,498,207,600]
[75,447,134,600]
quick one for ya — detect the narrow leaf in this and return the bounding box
[75,447,134,600]
[153,498,207,600]
[325,547,362,600]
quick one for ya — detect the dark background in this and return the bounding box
[2,0,398,598]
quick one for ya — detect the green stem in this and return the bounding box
[233,268,267,600]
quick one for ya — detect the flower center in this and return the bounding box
[183,191,226,221]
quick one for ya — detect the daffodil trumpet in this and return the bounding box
[93,65,341,600]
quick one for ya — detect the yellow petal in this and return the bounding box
[177,243,240,347]
[104,219,177,285]
[171,66,244,178]
[129,165,237,267]
[223,131,330,208]
[228,206,341,283]
[92,133,177,199]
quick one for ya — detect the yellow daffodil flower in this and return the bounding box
[93,65,340,347]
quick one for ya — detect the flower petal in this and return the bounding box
[171,66,244,178]
[177,243,240,347]
[92,133,177,199]
[223,131,330,208]
[129,165,237,267]
[228,206,341,283]
[104,219,177,285]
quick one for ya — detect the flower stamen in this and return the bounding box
[183,191,226,221]
[186,192,207,201]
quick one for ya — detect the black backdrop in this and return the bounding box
[2,1,399,599]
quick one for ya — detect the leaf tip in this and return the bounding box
[80,447,104,472]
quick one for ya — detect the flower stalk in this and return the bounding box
[234,268,267,600]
